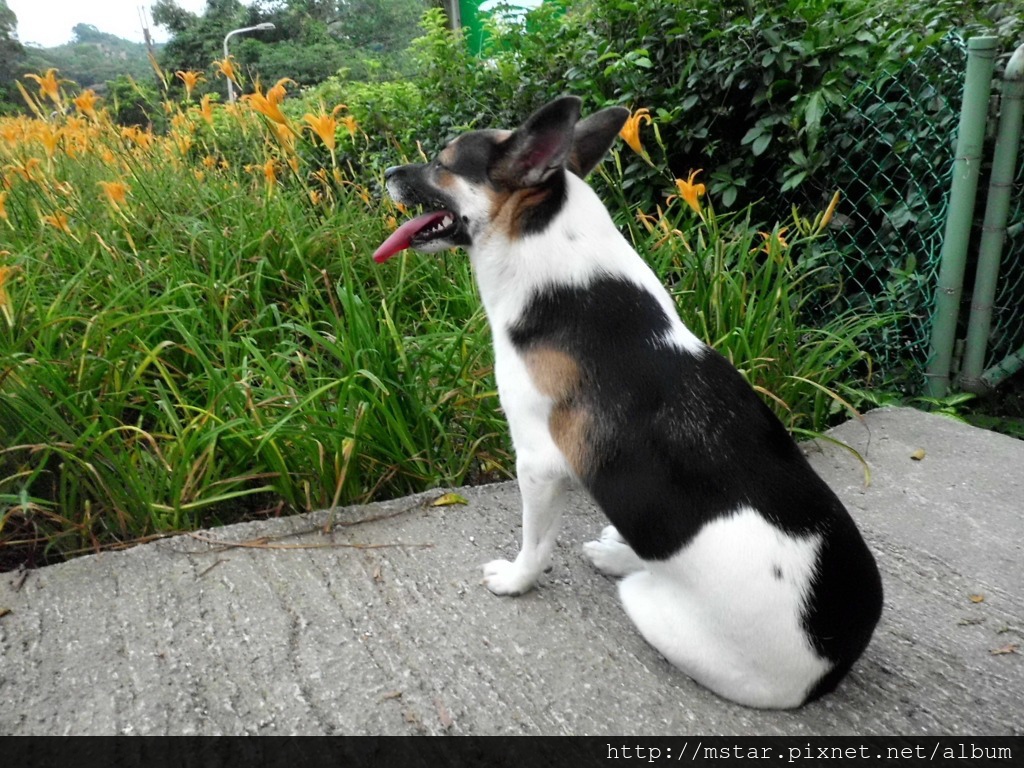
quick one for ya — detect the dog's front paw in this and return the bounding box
[482,559,537,596]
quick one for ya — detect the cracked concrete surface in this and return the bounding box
[1,407,1022,735]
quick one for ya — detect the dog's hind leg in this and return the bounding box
[483,457,569,595]
[617,569,818,709]
[612,509,832,709]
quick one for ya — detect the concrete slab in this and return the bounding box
[1,407,1021,735]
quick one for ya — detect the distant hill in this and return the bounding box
[20,23,160,92]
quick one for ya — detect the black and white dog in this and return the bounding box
[374,96,882,709]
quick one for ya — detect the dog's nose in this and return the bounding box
[384,166,401,180]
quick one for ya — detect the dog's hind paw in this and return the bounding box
[482,559,538,596]
[583,530,645,577]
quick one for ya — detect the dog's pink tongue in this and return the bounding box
[373,211,447,263]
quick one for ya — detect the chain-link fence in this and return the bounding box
[814,37,966,392]
[986,110,1024,376]
[809,35,1024,395]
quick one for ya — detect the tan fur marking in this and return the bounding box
[438,143,458,166]
[436,168,457,188]
[523,347,580,399]
[488,187,552,241]
[549,403,592,478]
[524,347,592,476]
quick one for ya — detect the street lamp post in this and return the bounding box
[223,22,276,103]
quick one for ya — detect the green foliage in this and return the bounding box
[332,0,1018,211]
[0,0,25,102]
[152,0,429,95]
[105,75,166,130]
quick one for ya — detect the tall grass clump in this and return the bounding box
[0,68,508,564]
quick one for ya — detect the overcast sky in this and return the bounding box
[8,1,243,48]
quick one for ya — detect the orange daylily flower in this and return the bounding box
[25,68,62,105]
[339,114,359,140]
[97,180,130,210]
[620,107,652,155]
[121,125,154,149]
[262,159,278,186]
[303,105,343,151]
[758,227,790,251]
[269,121,297,155]
[674,169,706,214]
[175,70,205,101]
[34,125,63,158]
[6,157,42,183]
[42,211,72,234]
[199,94,214,126]
[245,78,295,125]
[73,89,99,119]
[266,78,291,104]
[214,56,239,85]
[0,260,18,324]
[1,121,25,146]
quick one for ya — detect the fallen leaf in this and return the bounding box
[0,607,10,619]
[969,594,985,603]
[380,690,403,701]
[990,643,1018,656]
[435,697,454,730]
[431,492,468,507]
[910,448,926,461]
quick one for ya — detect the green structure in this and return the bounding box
[456,0,543,55]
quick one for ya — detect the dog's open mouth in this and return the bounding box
[373,209,458,263]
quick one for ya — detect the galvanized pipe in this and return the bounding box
[925,36,998,398]
[961,42,1024,394]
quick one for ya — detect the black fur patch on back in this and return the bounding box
[508,274,882,674]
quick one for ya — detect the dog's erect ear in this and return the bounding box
[569,106,630,178]
[494,96,582,188]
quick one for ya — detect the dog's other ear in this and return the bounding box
[494,95,582,188]
[568,106,630,178]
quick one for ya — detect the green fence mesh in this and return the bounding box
[809,35,1024,393]
[813,36,967,392]
[986,104,1024,375]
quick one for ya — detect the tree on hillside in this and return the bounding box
[153,0,249,75]
[335,0,426,53]
[0,0,27,108]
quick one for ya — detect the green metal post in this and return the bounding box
[925,36,998,398]
[961,42,1024,394]
[980,342,1024,390]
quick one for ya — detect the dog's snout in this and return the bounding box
[384,166,402,181]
